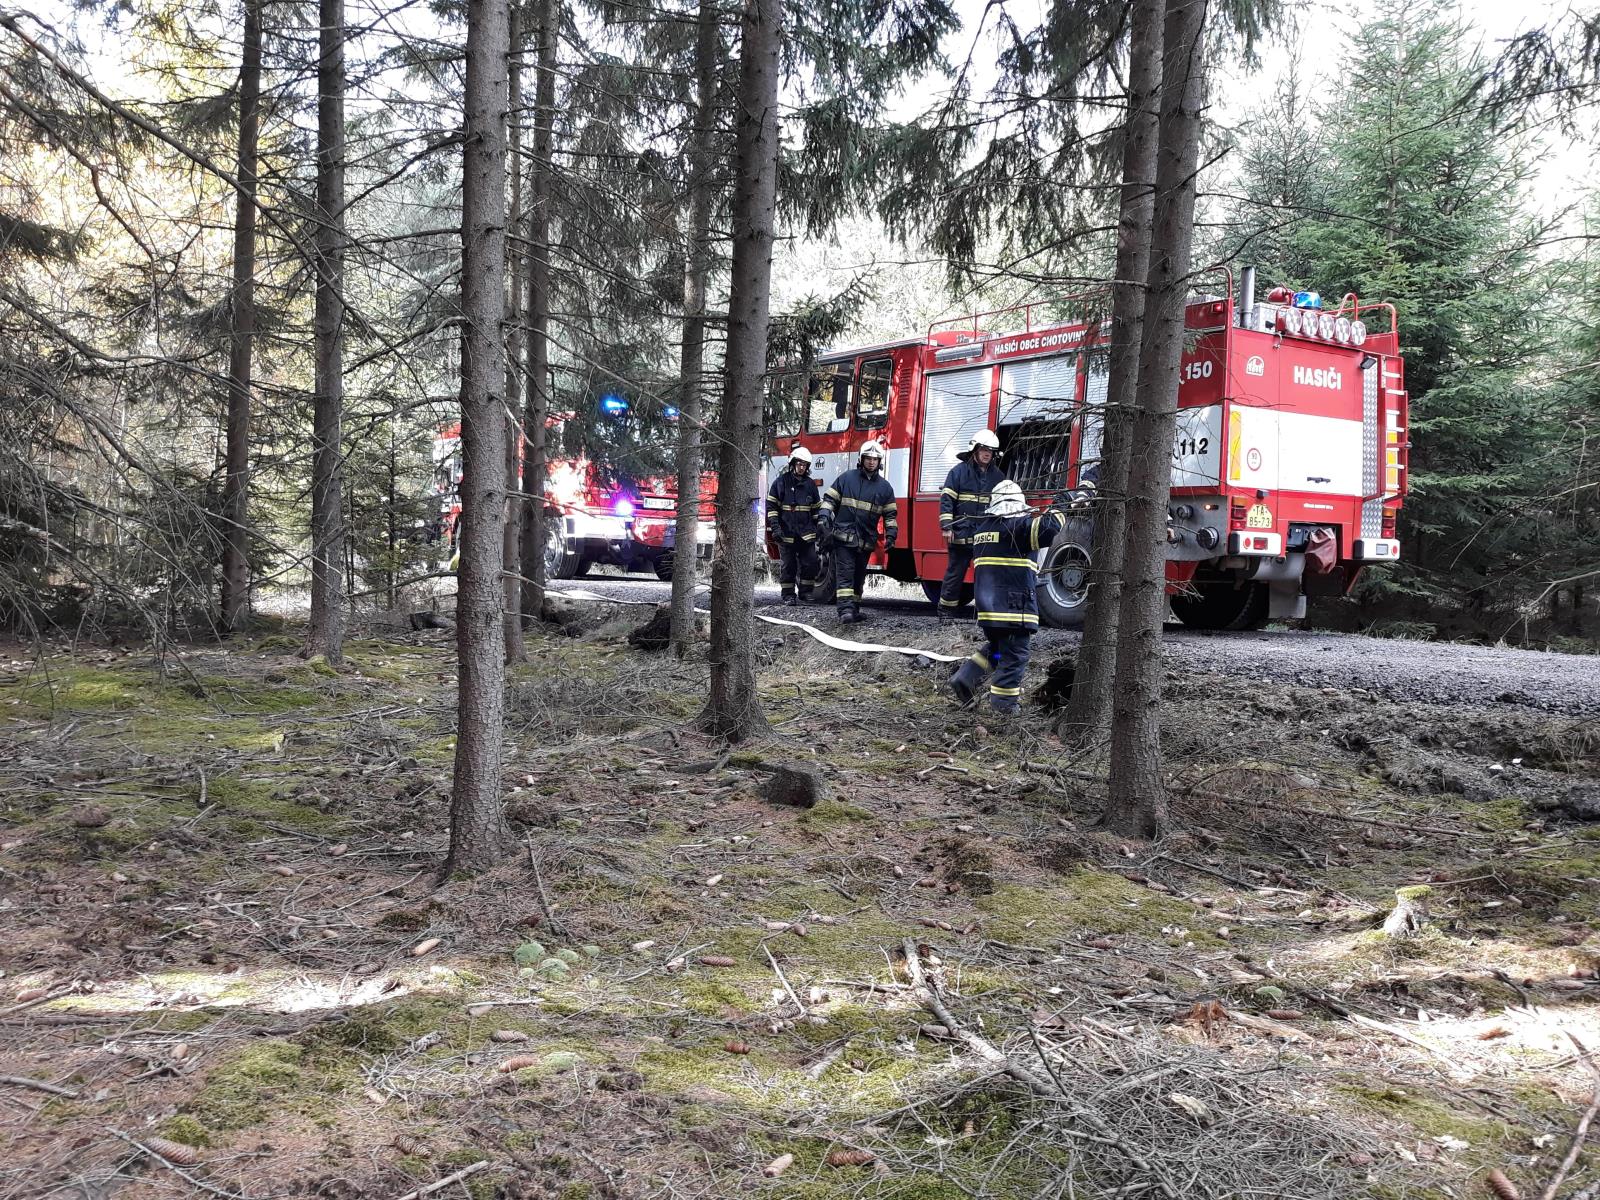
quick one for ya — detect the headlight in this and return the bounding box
[1334,317,1352,344]
[1350,320,1368,346]
[1317,314,1336,340]
[1283,308,1302,336]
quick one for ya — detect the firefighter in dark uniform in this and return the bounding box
[818,439,898,624]
[937,429,1005,622]
[946,480,1063,715]
[765,446,823,606]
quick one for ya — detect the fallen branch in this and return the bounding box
[524,836,570,938]
[0,1073,79,1098]
[1028,763,1493,839]
[389,1160,490,1200]
[1542,1035,1600,1200]
[900,938,1179,1200]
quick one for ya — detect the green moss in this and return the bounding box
[976,873,1218,945]
[800,799,873,830]
[677,977,751,1017]
[157,1114,214,1148]
[1335,1082,1513,1149]
[189,1041,308,1130]
[558,1184,594,1200]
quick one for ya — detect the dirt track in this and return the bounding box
[554,570,1600,718]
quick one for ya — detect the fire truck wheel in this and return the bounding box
[1035,519,1094,627]
[1170,578,1269,631]
[544,524,584,580]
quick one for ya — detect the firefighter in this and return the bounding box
[818,439,898,624]
[765,446,824,606]
[936,429,1005,622]
[946,480,1063,715]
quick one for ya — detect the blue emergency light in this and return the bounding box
[599,393,629,416]
[1293,291,1323,310]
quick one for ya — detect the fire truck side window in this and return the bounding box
[855,357,892,430]
[805,363,853,434]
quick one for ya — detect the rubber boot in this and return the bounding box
[947,658,985,708]
[782,590,798,607]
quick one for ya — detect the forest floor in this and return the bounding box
[2,600,1599,1200]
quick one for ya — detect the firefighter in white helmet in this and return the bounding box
[946,479,1064,715]
[936,429,1006,622]
[817,439,898,624]
[764,445,824,605]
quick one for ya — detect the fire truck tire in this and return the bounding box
[544,526,584,580]
[1035,518,1095,627]
[1170,578,1269,631]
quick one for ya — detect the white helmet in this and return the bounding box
[859,439,885,463]
[788,446,814,465]
[969,429,999,453]
[987,479,1027,518]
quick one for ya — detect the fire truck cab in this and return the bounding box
[434,417,716,582]
[768,271,1409,628]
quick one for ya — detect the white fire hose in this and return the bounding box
[546,586,963,664]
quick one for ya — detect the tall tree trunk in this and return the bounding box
[447,0,516,875]
[221,0,262,633]
[519,0,555,624]
[503,5,526,663]
[668,0,719,658]
[304,0,346,662]
[1059,0,1163,741]
[1104,0,1209,839]
[701,0,780,741]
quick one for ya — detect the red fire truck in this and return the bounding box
[433,418,717,581]
[767,270,1409,629]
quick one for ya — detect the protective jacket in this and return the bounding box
[766,472,822,543]
[821,469,898,549]
[970,509,1063,632]
[938,459,1007,545]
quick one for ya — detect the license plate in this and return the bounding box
[1246,503,1273,529]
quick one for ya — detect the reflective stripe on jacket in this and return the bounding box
[820,468,898,543]
[971,509,1063,632]
[766,472,821,542]
[938,459,1007,545]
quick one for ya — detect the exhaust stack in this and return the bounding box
[1240,266,1257,330]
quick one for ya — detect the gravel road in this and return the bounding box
[552,569,1600,718]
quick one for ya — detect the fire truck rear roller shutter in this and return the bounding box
[918,367,993,494]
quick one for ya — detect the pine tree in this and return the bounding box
[447,0,517,875]
[1226,0,1561,612]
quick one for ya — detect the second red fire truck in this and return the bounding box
[767,270,1410,629]
[434,411,717,581]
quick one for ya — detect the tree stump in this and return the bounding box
[1380,885,1432,939]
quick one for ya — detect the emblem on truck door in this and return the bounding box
[1246,356,1265,377]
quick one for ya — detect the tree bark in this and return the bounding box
[668,0,719,658]
[700,0,780,740]
[502,5,526,663]
[447,0,516,875]
[221,0,262,633]
[1059,0,1163,741]
[304,0,346,663]
[519,0,555,624]
[1104,0,1209,839]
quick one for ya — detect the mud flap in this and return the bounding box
[1268,580,1306,620]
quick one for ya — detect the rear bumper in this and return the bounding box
[1353,538,1400,561]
